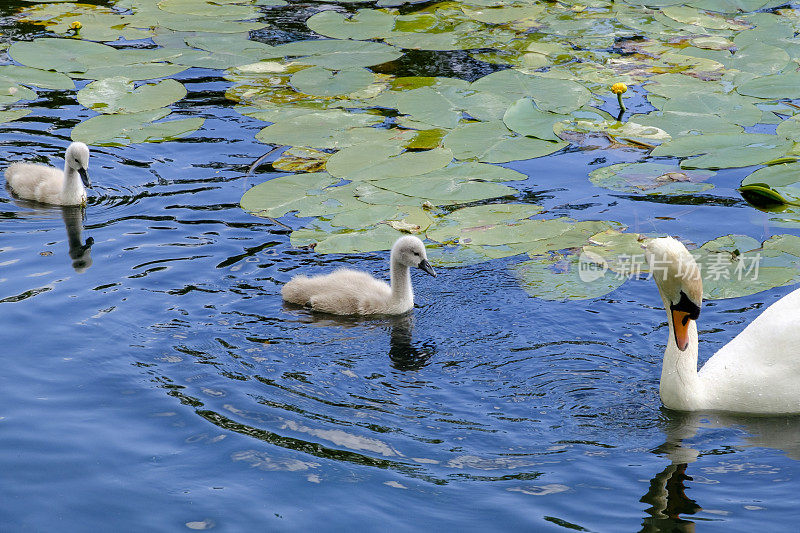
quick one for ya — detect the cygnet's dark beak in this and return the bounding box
[418,259,436,277]
[78,167,91,188]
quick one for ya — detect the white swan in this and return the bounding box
[282,235,436,315]
[646,236,800,414]
[4,142,91,206]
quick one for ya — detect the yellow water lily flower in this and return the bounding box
[612,83,628,114]
[68,21,82,32]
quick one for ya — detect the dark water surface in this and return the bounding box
[2,6,800,533]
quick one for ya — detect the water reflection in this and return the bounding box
[61,206,93,273]
[641,412,800,532]
[284,306,437,371]
[5,198,94,273]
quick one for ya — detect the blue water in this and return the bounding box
[2,8,800,533]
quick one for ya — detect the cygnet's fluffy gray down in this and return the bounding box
[282,235,436,315]
[5,142,91,206]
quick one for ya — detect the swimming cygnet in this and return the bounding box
[4,142,91,206]
[282,235,437,315]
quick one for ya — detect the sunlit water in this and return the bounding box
[2,5,800,533]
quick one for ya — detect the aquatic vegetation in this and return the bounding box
[5,0,800,298]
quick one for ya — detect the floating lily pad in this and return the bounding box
[71,109,204,146]
[290,223,405,254]
[0,65,74,91]
[589,163,715,194]
[77,77,186,114]
[0,109,31,124]
[502,98,562,141]
[651,133,792,169]
[444,121,567,163]
[240,172,340,218]
[514,252,627,301]
[290,67,379,97]
[0,81,36,106]
[306,9,395,40]
[326,146,453,180]
[272,39,403,68]
[471,70,591,114]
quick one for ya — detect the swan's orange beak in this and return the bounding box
[671,309,692,351]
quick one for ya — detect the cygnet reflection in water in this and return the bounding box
[61,206,93,273]
[5,199,94,273]
[285,311,436,371]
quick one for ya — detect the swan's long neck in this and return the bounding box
[389,253,413,309]
[62,162,85,205]
[660,299,705,411]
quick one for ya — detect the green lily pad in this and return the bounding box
[737,72,800,100]
[0,81,37,106]
[444,121,567,163]
[589,163,715,194]
[306,9,395,40]
[471,70,591,114]
[0,65,74,91]
[290,223,406,255]
[502,98,562,141]
[71,109,204,146]
[253,110,391,149]
[158,0,259,19]
[514,252,627,301]
[290,67,379,97]
[240,172,340,218]
[628,110,743,137]
[272,39,403,68]
[77,77,186,114]
[650,133,792,169]
[326,146,453,180]
[692,234,800,300]
[426,203,544,245]
[0,109,31,124]
[8,38,115,73]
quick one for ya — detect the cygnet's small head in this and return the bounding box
[65,142,91,188]
[645,237,702,351]
[391,235,436,277]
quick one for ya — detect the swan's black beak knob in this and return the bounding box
[78,167,91,188]
[418,259,436,277]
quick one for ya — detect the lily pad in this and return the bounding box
[290,223,406,254]
[0,109,31,124]
[0,65,74,91]
[326,146,453,180]
[77,77,186,114]
[290,67,379,97]
[737,72,800,100]
[471,70,591,114]
[240,172,340,218]
[502,98,563,141]
[444,121,567,163]
[650,133,792,169]
[71,109,204,146]
[514,252,627,301]
[589,163,715,194]
[306,9,395,40]
[272,39,403,68]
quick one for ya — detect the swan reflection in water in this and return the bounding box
[5,198,94,273]
[641,411,800,532]
[285,304,436,371]
[61,205,94,272]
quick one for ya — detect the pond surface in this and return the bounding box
[2,1,800,531]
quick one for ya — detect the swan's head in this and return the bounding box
[65,142,91,188]
[391,235,436,277]
[645,237,702,352]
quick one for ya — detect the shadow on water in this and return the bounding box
[641,411,800,532]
